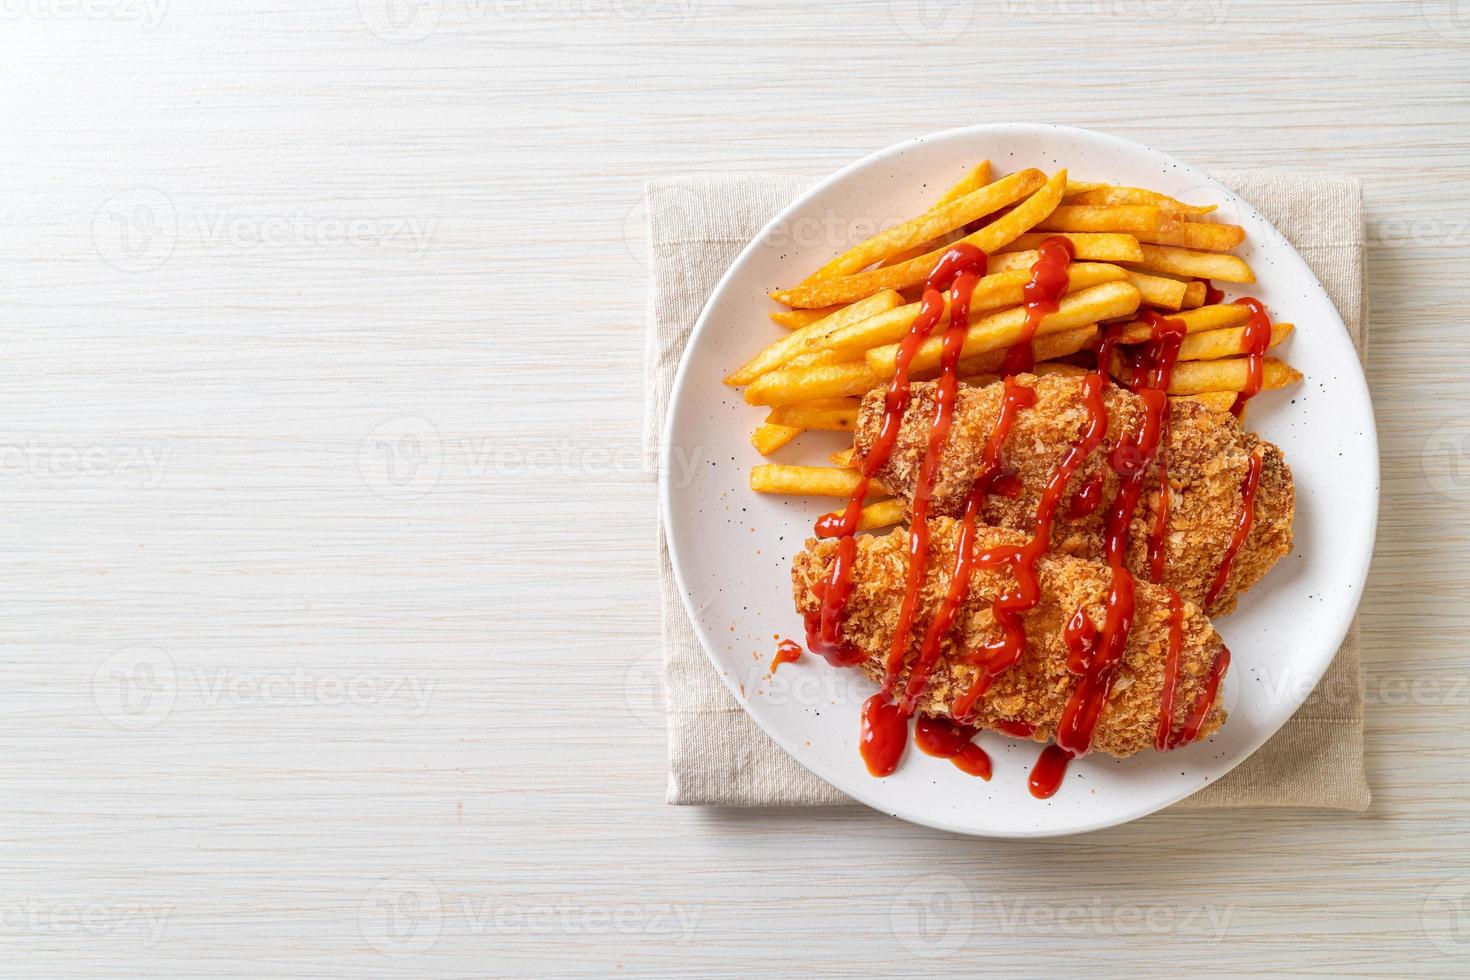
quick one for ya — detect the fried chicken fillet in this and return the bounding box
[793,520,1228,757]
[855,374,1293,615]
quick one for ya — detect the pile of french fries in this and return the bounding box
[723,161,1302,532]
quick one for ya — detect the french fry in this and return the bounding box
[785,349,860,370]
[829,448,856,468]
[953,325,1100,377]
[999,232,1144,263]
[1130,243,1254,283]
[1124,270,1189,310]
[1181,280,1208,308]
[744,361,883,407]
[1172,391,1237,412]
[1176,322,1292,362]
[1111,302,1252,343]
[1035,204,1162,236]
[866,281,1139,377]
[752,422,801,455]
[749,464,884,497]
[770,307,839,329]
[802,169,1045,282]
[935,161,994,207]
[768,399,861,431]
[769,170,1069,309]
[1142,217,1246,252]
[1114,355,1301,395]
[726,289,903,385]
[1064,185,1216,216]
[821,497,905,532]
[822,262,1125,356]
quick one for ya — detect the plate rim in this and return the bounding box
[658,123,1379,837]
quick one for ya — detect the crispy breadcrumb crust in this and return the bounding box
[792,520,1228,758]
[854,374,1294,615]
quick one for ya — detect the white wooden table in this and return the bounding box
[1,2,1467,975]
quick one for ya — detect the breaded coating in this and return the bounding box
[793,520,1228,758]
[855,374,1293,615]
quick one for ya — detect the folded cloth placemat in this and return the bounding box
[646,169,1370,810]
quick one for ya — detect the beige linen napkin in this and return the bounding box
[647,170,1370,810]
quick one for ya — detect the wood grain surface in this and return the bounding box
[1,1,1467,976]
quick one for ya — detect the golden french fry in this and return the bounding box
[822,262,1125,356]
[749,464,884,497]
[744,361,882,407]
[726,289,903,385]
[1130,243,1254,283]
[1173,391,1237,412]
[1000,231,1144,262]
[935,160,994,207]
[1176,322,1292,361]
[953,325,1099,377]
[829,448,856,468]
[1181,280,1208,308]
[881,163,999,267]
[768,399,861,431]
[867,281,1139,377]
[1142,217,1245,252]
[821,496,905,532]
[784,349,860,370]
[802,169,1045,282]
[770,307,839,329]
[1124,270,1188,310]
[1036,204,1162,236]
[1111,302,1252,343]
[1117,355,1301,395]
[769,170,1068,309]
[1064,185,1217,216]
[752,422,801,455]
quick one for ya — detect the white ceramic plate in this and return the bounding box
[660,124,1377,837]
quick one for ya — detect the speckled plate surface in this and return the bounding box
[660,124,1376,837]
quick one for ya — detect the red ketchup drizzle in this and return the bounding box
[805,244,988,672]
[770,638,802,673]
[1154,591,1186,751]
[914,716,992,779]
[1027,311,1190,795]
[1230,297,1272,417]
[1003,236,1076,376]
[1068,472,1105,518]
[954,372,1108,722]
[992,718,1036,738]
[1205,451,1263,607]
[1194,277,1225,306]
[1028,745,1073,799]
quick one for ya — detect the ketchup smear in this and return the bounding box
[770,638,802,673]
[1230,297,1272,417]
